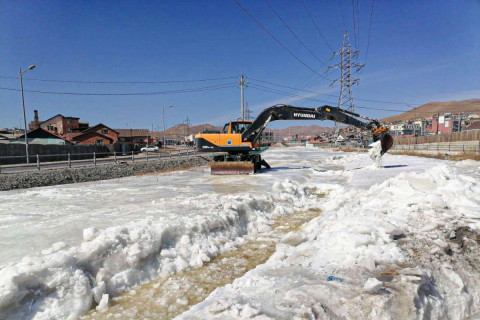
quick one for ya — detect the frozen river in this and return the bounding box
[1,147,480,319]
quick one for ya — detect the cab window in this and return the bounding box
[231,123,240,133]
[238,123,249,133]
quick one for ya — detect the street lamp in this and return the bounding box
[163,105,173,149]
[17,65,36,164]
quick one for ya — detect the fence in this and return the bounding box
[394,130,480,145]
[315,141,480,154]
[391,143,480,153]
[0,142,144,165]
[0,149,197,173]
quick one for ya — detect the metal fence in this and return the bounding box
[315,142,480,154]
[391,143,480,153]
[0,149,197,174]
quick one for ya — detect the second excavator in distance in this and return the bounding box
[194,104,394,175]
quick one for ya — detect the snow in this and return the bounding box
[1,147,480,319]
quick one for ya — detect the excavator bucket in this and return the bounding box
[380,133,394,155]
[210,162,254,175]
[372,126,394,156]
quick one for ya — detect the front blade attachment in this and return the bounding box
[210,162,254,175]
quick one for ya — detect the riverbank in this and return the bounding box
[0,155,212,191]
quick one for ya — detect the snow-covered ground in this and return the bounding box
[1,147,479,319]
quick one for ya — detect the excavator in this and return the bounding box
[195,104,393,174]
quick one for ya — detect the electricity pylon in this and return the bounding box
[326,31,364,142]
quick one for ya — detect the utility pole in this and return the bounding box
[184,116,191,136]
[151,124,154,145]
[327,31,364,143]
[18,65,36,164]
[239,75,247,120]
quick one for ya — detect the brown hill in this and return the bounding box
[153,123,221,139]
[381,99,480,123]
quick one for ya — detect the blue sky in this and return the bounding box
[1,0,479,130]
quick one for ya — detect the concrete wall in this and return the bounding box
[0,155,213,191]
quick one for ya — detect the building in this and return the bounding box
[426,114,460,134]
[115,129,151,144]
[15,128,74,145]
[389,122,422,136]
[29,110,89,135]
[465,119,480,131]
[68,124,119,145]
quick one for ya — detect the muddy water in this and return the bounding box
[81,206,323,320]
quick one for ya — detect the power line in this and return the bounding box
[337,0,347,31]
[299,0,335,52]
[248,77,419,105]
[351,0,358,48]
[356,0,360,47]
[0,83,237,96]
[264,0,328,67]
[0,75,237,84]
[364,0,375,66]
[247,84,429,114]
[232,0,330,81]
[249,83,335,104]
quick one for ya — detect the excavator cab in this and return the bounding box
[227,121,251,134]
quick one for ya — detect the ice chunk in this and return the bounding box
[209,299,233,314]
[92,281,106,304]
[83,227,99,241]
[368,141,383,168]
[176,297,189,305]
[363,277,383,293]
[280,232,306,246]
[241,304,261,317]
[96,294,109,312]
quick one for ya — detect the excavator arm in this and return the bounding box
[242,104,391,152]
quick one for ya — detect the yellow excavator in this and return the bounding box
[195,104,393,174]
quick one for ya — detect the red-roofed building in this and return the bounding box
[465,119,480,131]
[29,111,89,135]
[70,124,119,145]
[115,129,151,144]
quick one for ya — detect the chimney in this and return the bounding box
[34,110,40,129]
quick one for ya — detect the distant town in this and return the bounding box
[1,100,480,148]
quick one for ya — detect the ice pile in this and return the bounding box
[0,180,321,320]
[177,164,480,319]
